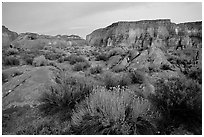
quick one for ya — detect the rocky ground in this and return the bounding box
[2,19,202,135]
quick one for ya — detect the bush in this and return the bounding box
[90,66,103,74]
[103,72,132,89]
[57,57,64,63]
[128,70,144,84]
[64,54,87,65]
[95,53,109,61]
[72,61,90,71]
[6,48,19,55]
[187,68,202,84]
[32,55,47,67]
[24,57,34,65]
[148,78,202,134]
[3,56,20,66]
[71,86,157,135]
[103,72,119,89]
[45,52,62,60]
[16,117,71,135]
[39,74,93,120]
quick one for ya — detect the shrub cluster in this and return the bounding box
[95,53,109,61]
[3,56,20,66]
[39,75,94,120]
[32,55,48,67]
[16,117,71,135]
[103,70,144,89]
[148,77,202,134]
[64,54,87,65]
[72,61,90,71]
[71,86,157,135]
[90,66,103,74]
[45,52,62,60]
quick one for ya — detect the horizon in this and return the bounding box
[2,2,202,39]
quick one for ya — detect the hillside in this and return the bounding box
[2,19,202,135]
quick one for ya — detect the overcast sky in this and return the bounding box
[2,2,202,38]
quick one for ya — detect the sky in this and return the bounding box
[2,2,202,39]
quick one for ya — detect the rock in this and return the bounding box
[149,44,170,67]
[86,19,201,54]
[157,26,169,39]
[2,66,58,110]
[2,26,18,48]
[107,47,126,58]
[107,55,122,69]
[128,50,149,70]
[128,49,140,60]
[112,56,129,72]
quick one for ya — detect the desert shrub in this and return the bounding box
[103,72,119,89]
[15,117,71,135]
[47,61,57,67]
[57,57,64,63]
[24,57,34,65]
[95,53,109,61]
[64,54,86,65]
[39,74,93,120]
[112,66,126,73]
[148,78,202,134]
[128,70,144,84]
[90,66,103,74]
[103,72,132,89]
[72,61,90,71]
[187,67,202,84]
[71,86,157,135]
[6,48,19,55]
[45,52,62,60]
[3,56,20,66]
[32,55,47,67]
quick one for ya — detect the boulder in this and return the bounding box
[112,56,129,72]
[107,55,122,69]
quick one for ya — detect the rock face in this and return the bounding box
[2,66,58,110]
[87,19,202,71]
[86,19,201,49]
[2,26,18,48]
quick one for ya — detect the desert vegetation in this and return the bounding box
[2,19,202,135]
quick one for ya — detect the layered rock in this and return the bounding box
[2,26,18,48]
[86,19,201,50]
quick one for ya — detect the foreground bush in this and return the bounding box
[149,78,202,134]
[16,117,71,135]
[72,61,90,71]
[3,56,20,66]
[71,86,158,135]
[39,74,93,120]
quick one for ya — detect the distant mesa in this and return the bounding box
[86,19,202,47]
